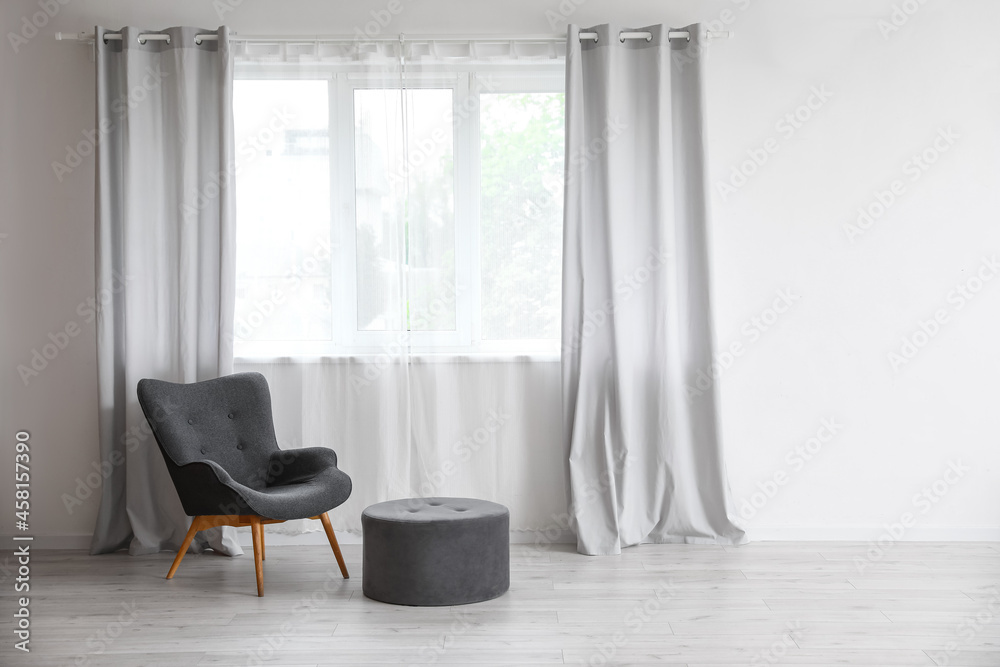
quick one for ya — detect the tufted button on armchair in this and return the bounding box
[137,372,351,596]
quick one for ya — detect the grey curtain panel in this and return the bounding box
[562,24,745,555]
[90,26,241,556]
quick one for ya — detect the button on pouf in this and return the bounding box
[362,497,510,606]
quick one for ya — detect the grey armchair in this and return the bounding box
[137,372,352,596]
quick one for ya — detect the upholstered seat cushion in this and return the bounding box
[189,448,352,520]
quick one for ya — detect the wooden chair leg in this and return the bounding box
[250,516,264,597]
[317,512,349,579]
[261,525,265,561]
[166,516,203,580]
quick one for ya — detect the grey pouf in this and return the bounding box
[362,497,510,606]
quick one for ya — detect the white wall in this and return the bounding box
[2,0,998,547]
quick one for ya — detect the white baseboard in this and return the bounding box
[234,528,577,548]
[8,526,999,549]
[236,529,362,547]
[746,524,1000,542]
[511,528,576,545]
[3,534,94,550]
[0,529,575,551]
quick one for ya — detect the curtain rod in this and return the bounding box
[55,30,733,45]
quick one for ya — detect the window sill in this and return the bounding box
[234,351,561,365]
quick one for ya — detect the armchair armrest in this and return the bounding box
[267,447,340,487]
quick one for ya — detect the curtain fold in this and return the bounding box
[90,26,241,556]
[562,23,745,555]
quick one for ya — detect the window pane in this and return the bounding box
[233,80,332,345]
[480,92,565,340]
[354,88,456,332]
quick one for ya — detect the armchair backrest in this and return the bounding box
[137,372,281,492]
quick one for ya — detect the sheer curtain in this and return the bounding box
[231,38,568,538]
[563,24,745,554]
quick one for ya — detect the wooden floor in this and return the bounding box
[3,541,999,666]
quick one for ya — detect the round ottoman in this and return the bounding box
[362,497,509,606]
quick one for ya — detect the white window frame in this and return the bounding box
[469,71,565,355]
[341,72,470,351]
[233,62,564,359]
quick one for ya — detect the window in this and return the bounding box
[479,91,564,341]
[233,66,564,357]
